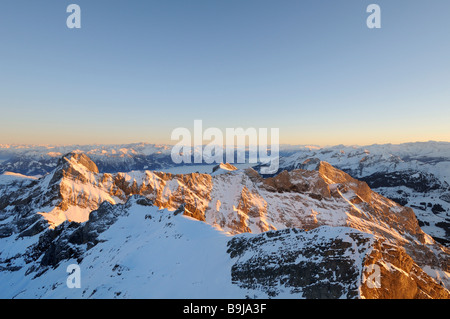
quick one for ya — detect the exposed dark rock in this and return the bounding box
[359,171,446,193]
[23,196,154,272]
[227,227,372,299]
[361,241,450,299]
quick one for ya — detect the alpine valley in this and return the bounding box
[0,142,449,299]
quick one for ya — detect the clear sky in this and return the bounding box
[0,0,449,146]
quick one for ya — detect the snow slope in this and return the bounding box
[1,197,447,299]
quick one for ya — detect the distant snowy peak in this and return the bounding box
[211,163,238,175]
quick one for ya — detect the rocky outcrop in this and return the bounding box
[212,163,238,174]
[361,240,450,299]
[23,196,154,277]
[227,227,373,298]
[274,144,450,246]
[227,226,450,299]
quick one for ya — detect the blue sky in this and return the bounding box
[1,0,449,145]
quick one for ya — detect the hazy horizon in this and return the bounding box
[1,139,450,149]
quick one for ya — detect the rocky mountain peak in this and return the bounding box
[48,152,99,186]
[212,163,238,174]
[317,161,373,203]
[59,152,99,174]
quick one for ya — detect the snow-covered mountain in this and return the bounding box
[268,142,450,246]
[0,152,449,299]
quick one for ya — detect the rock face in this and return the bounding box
[227,227,373,299]
[273,142,450,246]
[212,163,238,174]
[361,240,450,299]
[228,227,450,299]
[0,153,449,299]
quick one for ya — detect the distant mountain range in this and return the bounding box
[0,143,175,176]
[0,143,303,176]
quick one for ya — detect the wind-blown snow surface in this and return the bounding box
[0,198,376,299]
[0,203,237,299]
